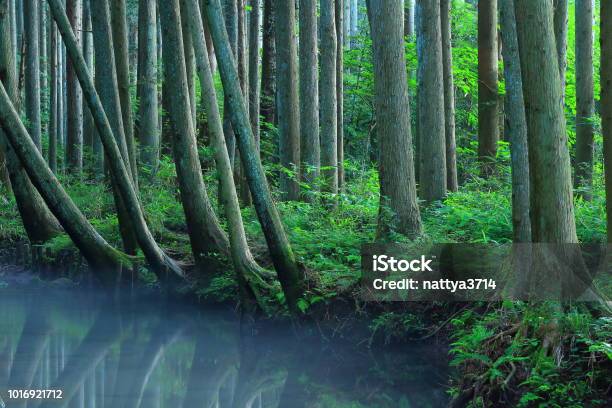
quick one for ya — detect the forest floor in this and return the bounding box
[1,160,611,407]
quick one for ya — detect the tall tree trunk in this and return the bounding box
[24,0,41,150]
[368,0,422,239]
[248,0,260,150]
[204,0,305,313]
[553,0,568,96]
[500,0,531,243]
[514,0,577,243]
[260,0,275,127]
[91,0,139,259]
[180,1,196,123]
[416,0,446,202]
[477,0,498,177]
[335,0,344,191]
[39,1,47,136]
[185,0,270,310]
[223,0,237,167]
[82,0,96,172]
[574,0,594,200]
[236,0,249,205]
[602,0,612,242]
[136,0,159,174]
[65,0,83,173]
[0,0,60,244]
[405,0,415,37]
[320,0,337,197]
[160,0,230,274]
[275,0,300,201]
[350,0,358,40]
[111,0,138,189]
[441,0,457,192]
[48,17,57,173]
[48,0,186,281]
[342,0,350,47]
[299,0,319,199]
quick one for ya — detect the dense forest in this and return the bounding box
[0,0,611,406]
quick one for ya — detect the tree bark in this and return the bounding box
[477,0,498,177]
[82,0,94,158]
[48,17,57,173]
[204,0,305,313]
[602,0,612,242]
[320,0,337,196]
[48,0,186,281]
[275,0,300,201]
[136,0,159,174]
[223,0,237,167]
[0,0,60,244]
[299,0,319,198]
[180,0,196,123]
[369,0,422,239]
[514,0,577,243]
[416,0,446,202]
[499,0,531,243]
[335,0,344,191]
[160,0,231,274]
[24,0,41,150]
[260,0,275,127]
[65,0,83,173]
[111,0,138,189]
[574,0,594,200]
[553,0,568,96]
[405,0,415,37]
[441,0,457,192]
[248,0,260,150]
[185,0,270,310]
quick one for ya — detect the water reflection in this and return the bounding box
[0,288,449,407]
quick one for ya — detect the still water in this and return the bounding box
[0,277,449,407]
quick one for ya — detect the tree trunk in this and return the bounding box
[24,0,41,150]
[160,0,231,274]
[204,0,305,313]
[574,0,594,200]
[477,0,498,176]
[441,0,457,192]
[553,0,568,96]
[499,0,531,243]
[136,0,159,174]
[65,0,83,173]
[237,0,249,205]
[343,0,350,47]
[335,0,344,191]
[0,0,60,244]
[39,1,47,136]
[368,0,422,239]
[320,0,337,196]
[180,1,196,124]
[514,0,577,243]
[248,0,260,150]
[49,0,186,281]
[48,17,57,173]
[110,0,138,189]
[350,0,358,40]
[299,0,319,199]
[82,0,96,173]
[275,0,300,201]
[0,81,124,279]
[602,0,612,242]
[416,0,446,202]
[260,0,275,127]
[223,0,237,168]
[405,0,415,37]
[185,0,270,311]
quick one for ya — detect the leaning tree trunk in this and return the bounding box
[440,0,457,192]
[24,0,41,150]
[574,0,595,200]
[111,0,138,189]
[602,0,612,242]
[553,0,568,96]
[275,0,300,201]
[136,0,159,175]
[320,0,338,196]
[159,0,231,275]
[514,0,577,243]
[500,0,531,243]
[299,0,319,199]
[65,0,83,174]
[0,0,60,244]
[204,0,305,314]
[184,0,271,311]
[48,0,186,282]
[416,0,446,202]
[260,0,275,128]
[369,0,422,239]
[477,0,499,177]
